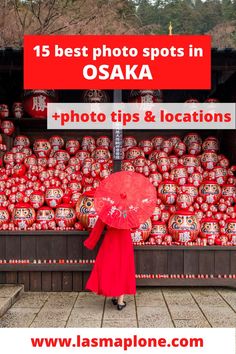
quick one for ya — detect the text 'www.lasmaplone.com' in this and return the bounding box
[31,334,204,351]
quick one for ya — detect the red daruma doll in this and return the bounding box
[181,154,199,174]
[0,207,10,228]
[181,184,198,200]
[76,191,98,230]
[29,191,45,209]
[49,136,64,152]
[202,136,219,152]
[168,210,199,243]
[152,136,164,150]
[183,133,202,147]
[131,219,152,243]
[12,102,24,119]
[158,180,177,205]
[1,120,15,136]
[45,187,64,208]
[213,166,228,185]
[12,203,36,229]
[200,218,220,239]
[14,135,30,149]
[33,139,51,158]
[36,206,55,226]
[156,156,170,173]
[170,165,188,186]
[150,221,167,244]
[225,218,236,241]
[199,181,221,204]
[173,142,186,157]
[200,150,218,170]
[23,90,56,118]
[149,172,162,187]
[176,193,193,209]
[0,104,9,119]
[55,204,76,228]
[66,139,80,155]
[221,184,236,202]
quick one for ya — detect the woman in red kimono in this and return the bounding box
[84,217,136,310]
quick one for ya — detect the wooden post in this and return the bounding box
[112,90,123,172]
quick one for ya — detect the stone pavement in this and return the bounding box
[0,287,235,328]
[0,285,23,318]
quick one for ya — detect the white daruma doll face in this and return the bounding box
[161,139,173,155]
[14,152,25,164]
[181,184,198,200]
[188,142,201,155]
[169,155,178,168]
[213,166,227,185]
[24,155,37,168]
[122,162,135,172]
[170,135,181,147]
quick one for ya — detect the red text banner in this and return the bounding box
[24,35,211,90]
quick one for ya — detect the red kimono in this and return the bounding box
[84,218,136,297]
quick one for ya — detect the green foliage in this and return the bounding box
[135,0,236,34]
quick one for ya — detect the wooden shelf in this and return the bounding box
[0,230,88,236]
[134,245,236,250]
[0,263,92,271]
[0,231,234,250]
[136,278,236,288]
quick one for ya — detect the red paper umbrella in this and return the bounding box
[94,171,156,229]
